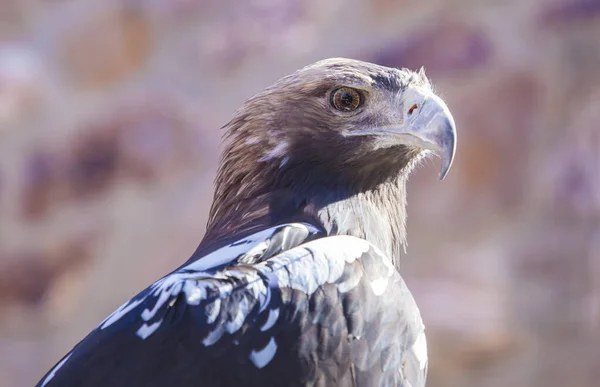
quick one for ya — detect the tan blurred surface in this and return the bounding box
[0,0,599,386]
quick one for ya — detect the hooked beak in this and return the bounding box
[389,94,456,180]
[349,93,457,180]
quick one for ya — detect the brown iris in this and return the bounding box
[330,87,362,112]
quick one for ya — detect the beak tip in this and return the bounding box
[437,140,455,181]
[438,118,456,181]
[438,162,451,180]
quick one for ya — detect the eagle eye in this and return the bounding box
[330,87,362,112]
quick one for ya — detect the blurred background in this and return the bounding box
[0,0,599,386]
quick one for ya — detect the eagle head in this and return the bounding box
[206,58,457,247]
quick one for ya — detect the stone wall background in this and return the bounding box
[0,0,598,386]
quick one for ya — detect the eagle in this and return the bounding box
[36,58,456,387]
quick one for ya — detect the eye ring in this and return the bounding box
[330,87,362,112]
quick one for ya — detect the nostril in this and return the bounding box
[408,104,419,115]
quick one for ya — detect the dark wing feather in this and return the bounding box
[37,223,426,387]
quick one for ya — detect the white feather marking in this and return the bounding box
[370,247,394,296]
[245,136,261,145]
[41,352,72,387]
[184,281,206,305]
[412,331,428,370]
[370,277,389,296]
[261,308,280,332]
[136,320,163,339]
[259,141,289,163]
[249,337,278,369]
[99,299,143,329]
[205,298,221,324]
[203,325,226,346]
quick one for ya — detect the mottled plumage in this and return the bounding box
[36,58,456,387]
